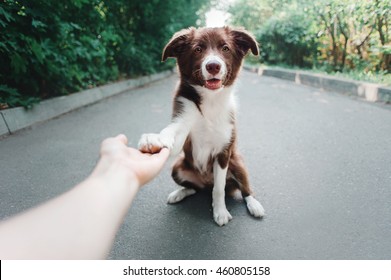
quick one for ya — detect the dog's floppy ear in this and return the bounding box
[230,27,259,56]
[162,27,195,62]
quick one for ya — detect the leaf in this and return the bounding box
[32,19,47,30]
[69,22,82,30]
[0,19,7,28]
[10,53,27,74]
[0,7,14,22]
[0,84,19,96]
[30,40,44,64]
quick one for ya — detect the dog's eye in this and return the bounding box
[194,46,202,53]
[222,45,230,52]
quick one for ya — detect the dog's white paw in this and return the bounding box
[245,196,265,218]
[167,188,196,204]
[159,134,174,150]
[138,133,174,153]
[213,206,232,226]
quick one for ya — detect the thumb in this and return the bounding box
[156,147,170,162]
[115,134,128,145]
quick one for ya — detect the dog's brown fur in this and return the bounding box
[164,27,258,198]
[139,26,265,225]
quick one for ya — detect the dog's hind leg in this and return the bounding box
[167,187,196,204]
[229,153,265,218]
[167,158,202,204]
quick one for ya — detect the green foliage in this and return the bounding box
[256,11,318,67]
[227,0,390,82]
[0,85,40,109]
[227,0,273,31]
[0,0,209,108]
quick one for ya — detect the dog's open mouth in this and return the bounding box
[205,78,222,90]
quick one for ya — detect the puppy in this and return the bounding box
[139,26,265,226]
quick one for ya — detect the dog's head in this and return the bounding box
[162,26,258,90]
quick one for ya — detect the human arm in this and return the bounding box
[0,134,169,259]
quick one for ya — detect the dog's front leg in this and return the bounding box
[212,160,232,226]
[138,119,191,155]
[138,124,175,154]
[139,98,198,154]
[138,122,179,154]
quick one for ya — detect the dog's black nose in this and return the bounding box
[206,61,221,75]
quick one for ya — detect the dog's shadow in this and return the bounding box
[166,189,250,225]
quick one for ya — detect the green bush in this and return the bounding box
[228,0,390,82]
[0,0,208,108]
[256,11,318,68]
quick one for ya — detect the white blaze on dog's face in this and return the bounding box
[201,54,227,90]
[162,26,259,91]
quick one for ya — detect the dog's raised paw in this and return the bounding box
[159,134,174,150]
[245,196,265,218]
[138,133,162,153]
[138,133,174,153]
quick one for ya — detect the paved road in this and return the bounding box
[0,71,390,259]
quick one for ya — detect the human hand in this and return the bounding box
[94,134,170,187]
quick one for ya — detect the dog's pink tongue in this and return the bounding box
[205,79,222,90]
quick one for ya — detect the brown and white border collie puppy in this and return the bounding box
[138,26,265,226]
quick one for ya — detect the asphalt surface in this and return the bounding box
[0,70,390,260]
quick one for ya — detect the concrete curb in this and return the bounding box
[0,70,173,138]
[244,65,391,104]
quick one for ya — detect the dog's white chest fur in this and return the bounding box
[191,86,236,172]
